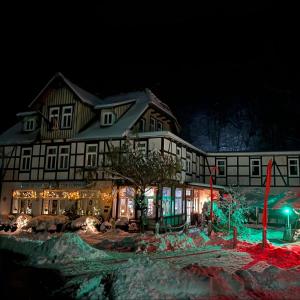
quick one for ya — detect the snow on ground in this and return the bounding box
[1,225,300,299]
[0,232,110,266]
[33,233,110,265]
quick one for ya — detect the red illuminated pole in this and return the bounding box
[262,159,272,248]
[209,166,218,222]
[210,175,214,222]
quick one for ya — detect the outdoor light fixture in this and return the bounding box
[282,206,293,242]
[282,207,292,228]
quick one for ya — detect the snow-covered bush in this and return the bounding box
[128,222,138,232]
[71,216,100,233]
[26,215,69,232]
[10,214,32,231]
[100,221,112,232]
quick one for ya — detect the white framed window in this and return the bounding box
[58,146,70,170]
[138,118,145,132]
[216,159,226,176]
[288,158,299,177]
[61,106,73,129]
[150,117,156,131]
[49,107,60,130]
[250,158,261,177]
[24,118,35,132]
[20,148,32,171]
[186,152,192,173]
[176,147,181,158]
[102,112,114,126]
[46,146,57,170]
[175,188,183,215]
[86,144,98,167]
[157,121,163,131]
[136,141,147,154]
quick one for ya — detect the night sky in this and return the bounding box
[1,2,300,150]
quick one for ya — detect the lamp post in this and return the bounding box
[284,207,291,228]
[283,206,293,242]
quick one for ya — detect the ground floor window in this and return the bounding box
[12,190,36,214]
[162,187,172,216]
[118,187,135,219]
[145,187,157,218]
[175,188,183,215]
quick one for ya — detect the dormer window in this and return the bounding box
[24,118,35,132]
[150,117,156,131]
[138,118,145,132]
[49,107,60,130]
[102,112,114,126]
[157,121,163,131]
[61,106,73,129]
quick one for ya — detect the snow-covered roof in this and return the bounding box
[0,121,39,145]
[71,90,180,141]
[28,72,103,108]
[16,111,38,117]
[128,131,207,155]
[71,95,149,141]
[187,182,225,190]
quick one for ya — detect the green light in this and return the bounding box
[283,207,291,215]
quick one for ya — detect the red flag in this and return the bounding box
[262,159,272,230]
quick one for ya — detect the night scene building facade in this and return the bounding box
[0,73,299,227]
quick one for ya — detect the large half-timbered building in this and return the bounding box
[0,73,299,226]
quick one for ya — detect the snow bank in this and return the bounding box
[112,257,210,299]
[0,235,43,257]
[32,233,110,265]
[136,231,209,253]
[1,232,110,265]
[27,215,69,232]
[62,275,105,300]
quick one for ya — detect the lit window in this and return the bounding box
[102,112,114,126]
[46,146,57,170]
[162,187,172,216]
[250,159,261,176]
[24,118,35,131]
[175,188,183,215]
[86,144,97,167]
[61,106,73,129]
[58,146,69,170]
[288,158,299,177]
[20,148,32,171]
[49,107,60,130]
[216,159,226,176]
[150,117,156,131]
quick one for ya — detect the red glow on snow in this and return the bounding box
[237,242,300,269]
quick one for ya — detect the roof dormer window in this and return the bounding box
[102,112,114,126]
[49,107,60,130]
[24,118,35,132]
[61,106,73,129]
